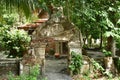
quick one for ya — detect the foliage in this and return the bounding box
[1,0,120,46]
[91,59,104,72]
[41,0,120,49]
[0,12,20,28]
[0,27,31,58]
[8,65,41,80]
[114,57,120,73]
[69,51,83,74]
[104,71,113,79]
[89,59,104,78]
[0,0,40,18]
[102,49,112,57]
[1,14,16,26]
[113,28,120,49]
[83,75,91,80]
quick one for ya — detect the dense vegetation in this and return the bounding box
[1,0,120,53]
[31,0,120,56]
[1,0,120,79]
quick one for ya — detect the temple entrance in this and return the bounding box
[55,41,69,56]
[45,40,69,58]
[44,40,71,80]
[30,7,82,79]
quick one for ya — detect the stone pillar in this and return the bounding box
[21,43,46,75]
[60,42,63,54]
[21,48,36,75]
[34,43,46,75]
[68,41,82,75]
[55,41,60,54]
[68,41,82,54]
[104,57,116,74]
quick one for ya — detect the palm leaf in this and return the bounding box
[0,0,40,17]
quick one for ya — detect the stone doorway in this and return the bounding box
[55,41,69,56]
[30,6,82,79]
[45,40,69,58]
[44,57,72,80]
[44,41,71,80]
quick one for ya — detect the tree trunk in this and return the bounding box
[112,39,116,57]
[99,28,103,49]
[106,36,116,74]
[89,36,92,48]
[79,29,83,49]
[106,36,116,57]
[83,38,86,45]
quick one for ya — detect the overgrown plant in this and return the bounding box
[83,75,91,80]
[102,49,112,57]
[91,59,104,72]
[91,59,113,78]
[114,57,120,73]
[8,65,41,80]
[69,51,83,74]
[90,59,104,78]
[0,28,31,58]
[116,58,120,72]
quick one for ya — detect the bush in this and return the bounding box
[8,65,41,80]
[0,27,31,58]
[69,51,83,74]
[102,49,112,57]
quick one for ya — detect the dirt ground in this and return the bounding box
[44,56,72,80]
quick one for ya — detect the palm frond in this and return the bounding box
[0,0,40,17]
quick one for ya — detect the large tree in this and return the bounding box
[41,0,120,56]
[1,0,120,56]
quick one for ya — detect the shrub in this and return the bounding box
[102,49,112,57]
[69,51,83,74]
[8,65,41,80]
[0,27,31,58]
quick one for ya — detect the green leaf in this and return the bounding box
[106,18,114,28]
[104,31,114,37]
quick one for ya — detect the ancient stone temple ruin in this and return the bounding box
[29,7,83,74]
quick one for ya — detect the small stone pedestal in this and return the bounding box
[104,57,115,74]
[21,43,46,75]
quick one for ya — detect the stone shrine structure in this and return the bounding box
[18,7,83,75]
[31,7,83,74]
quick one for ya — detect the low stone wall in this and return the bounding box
[0,58,21,76]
